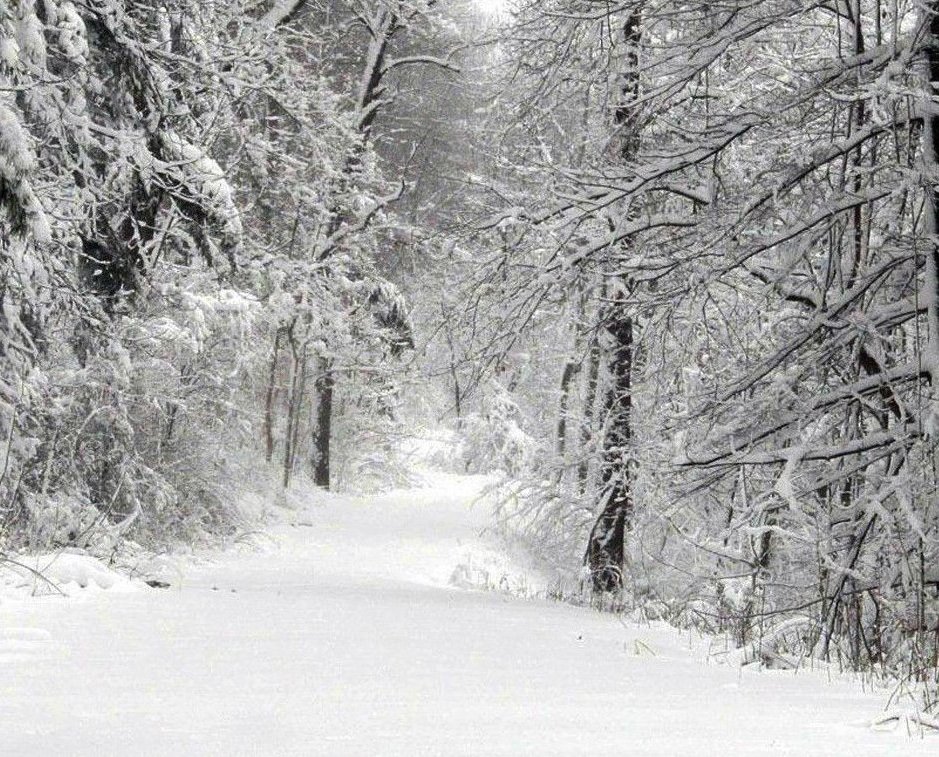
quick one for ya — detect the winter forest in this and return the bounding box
[5,0,939,751]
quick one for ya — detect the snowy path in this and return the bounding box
[1,475,936,756]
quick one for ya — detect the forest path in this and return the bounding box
[0,473,934,756]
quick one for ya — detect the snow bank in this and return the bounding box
[1,475,937,754]
[1,551,136,596]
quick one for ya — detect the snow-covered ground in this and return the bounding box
[1,473,936,755]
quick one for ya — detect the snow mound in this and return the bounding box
[448,559,491,590]
[447,547,541,596]
[117,553,185,588]
[865,710,939,735]
[2,552,136,596]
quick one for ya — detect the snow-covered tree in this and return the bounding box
[472,0,939,684]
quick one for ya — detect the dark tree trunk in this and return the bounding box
[585,12,642,593]
[264,327,284,464]
[282,322,306,489]
[312,359,334,489]
[585,307,634,592]
[443,314,462,419]
[924,1,939,377]
[288,351,308,472]
[556,359,581,461]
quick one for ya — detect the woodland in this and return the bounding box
[3,0,939,709]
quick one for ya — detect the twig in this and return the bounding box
[0,554,67,596]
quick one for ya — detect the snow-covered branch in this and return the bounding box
[261,0,309,27]
[382,53,461,75]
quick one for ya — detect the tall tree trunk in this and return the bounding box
[556,359,581,462]
[288,350,308,472]
[585,307,634,591]
[585,12,642,593]
[264,327,284,464]
[922,2,939,385]
[443,310,462,419]
[282,323,305,489]
[556,293,586,471]
[311,358,334,489]
[577,301,603,493]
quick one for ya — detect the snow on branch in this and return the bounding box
[543,213,697,274]
[382,53,461,75]
[355,97,389,132]
[724,186,895,275]
[680,423,923,469]
[733,120,920,237]
[157,131,243,265]
[315,181,405,260]
[261,0,309,28]
[749,361,920,432]
[711,256,918,406]
[530,115,763,227]
[0,104,51,245]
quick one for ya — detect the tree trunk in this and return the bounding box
[585,307,634,592]
[282,323,305,489]
[311,358,334,489]
[556,358,581,462]
[577,308,602,493]
[288,350,308,472]
[443,310,462,418]
[264,327,284,464]
[922,2,939,385]
[584,12,641,593]
[306,8,399,490]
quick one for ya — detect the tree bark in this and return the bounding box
[311,359,334,489]
[584,12,642,593]
[922,2,939,384]
[556,358,581,462]
[577,305,602,493]
[305,7,401,491]
[264,327,284,464]
[282,322,306,489]
[585,307,634,592]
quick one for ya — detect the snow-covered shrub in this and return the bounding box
[21,493,101,550]
[0,275,259,551]
[459,380,537,475]
[329,358,422,493]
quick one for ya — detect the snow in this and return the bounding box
[2,552,135,594]
[54,2,89,63]
[14,5,47,70]
[261,0,303,28]
[0,103,37,176]
[1,473,937,755]
[0,36,19,69]
[159,130,244,245]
